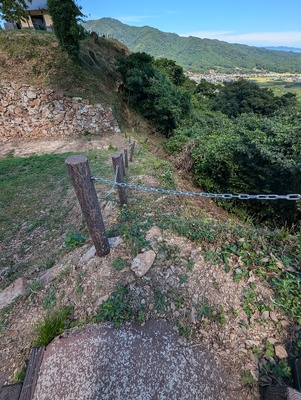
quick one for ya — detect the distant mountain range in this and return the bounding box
[82,18,301,74]
[263,46,301,53]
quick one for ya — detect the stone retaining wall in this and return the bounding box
[0,82,120,140]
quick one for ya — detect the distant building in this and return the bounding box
[20,0,52,31]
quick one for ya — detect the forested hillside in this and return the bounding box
[83,18,301,73]
[116,51,301,227]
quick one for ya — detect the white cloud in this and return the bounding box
[181,30,301,47]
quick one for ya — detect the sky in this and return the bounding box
[78,0,301,48]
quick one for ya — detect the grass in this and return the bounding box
[32,306,72,347]
[0,150,119,290]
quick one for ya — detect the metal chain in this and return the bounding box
[91,175,301,201]
[95,166,119,200]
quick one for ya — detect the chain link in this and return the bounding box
[91,176,301,201]
[95,166,119,200]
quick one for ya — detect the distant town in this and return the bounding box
[186,70,301,83]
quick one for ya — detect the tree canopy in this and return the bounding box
[117,52,191,135]
[211,79,297,117]
[0,0,31,23]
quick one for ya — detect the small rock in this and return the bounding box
[261,311,270,320]
[269,312,278,322]
[245,340,259,348]
[81,246,96,262]
[280,319,290,328]
[96,295,109,306]
[131,250,156,278]
[109,236,123,249]
[274,345,288,359]
[39,264,69,285]
[0,278,27,309]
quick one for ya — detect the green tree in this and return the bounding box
[117,52,155,105]
[154,58,186,86]
[117,52,191,135]
[47,0,85,60]
[211,78,278,117]
[195,79,218,99]
[0,0,31,24]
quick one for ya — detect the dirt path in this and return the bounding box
[0,134,125,158]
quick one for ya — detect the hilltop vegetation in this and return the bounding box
[0,29,128,107]
[83,18,301,74]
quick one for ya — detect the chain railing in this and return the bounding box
[91,175,301,201]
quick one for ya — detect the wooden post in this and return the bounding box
[124,148,129,168]
[65,155,110,257]
[112,153,127,205]
[128,135,131,144]
[120,152,126,177]
[130,141,136,162]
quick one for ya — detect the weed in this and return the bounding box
[55,267,71,283]
[153,288,169,314]
[137,308,146,323]
[32,307,72,347]
[64,232,86,248]
[42,286,57,310]
[264,341,275,358]
[241,289,257,320]
[242,371,257,386]
[177,322,191,339]
[42,255,56,270]
[271,272,301,324]
[75,277,83,297]
[217,310,227,326]
[158,243,179,261]
[204,249,221,263]
[179,274,189,283]
[230,308,239,317]
[196,297,214,320]
[13,363,27,383]
[108,142,118,151]
[96,285,133,328]
[184,259,194,271]
[263,360,291,380]
[158,168,176,189]
[112,256,127,271]
[111,207,151,255]
[169,291,185,309]
[28,280,43,295]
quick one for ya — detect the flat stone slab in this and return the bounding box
[0,278,27,310]
[33,320,243,400]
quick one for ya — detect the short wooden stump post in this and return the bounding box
[65,155,110,257]
[112,153,127,205]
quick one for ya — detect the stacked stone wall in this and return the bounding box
[0,82,120,140]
